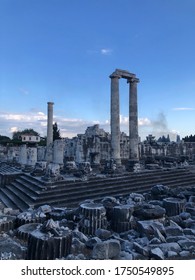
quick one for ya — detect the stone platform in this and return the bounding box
[1,166,195,211]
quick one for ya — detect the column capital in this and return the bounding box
[127,77,140,84]
[109,73,121,79]
[47,101,54,105]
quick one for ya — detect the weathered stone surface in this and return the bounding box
[107,239,121,259]
[16,223,41,242]
[133,203,165,220]
[183,228,195,235]
[151,184,170,196]
[92,239,121,259]
[71,238,86,255]
[157,242,181,255]
[150,247,164,260]
[166,236,186,243]
[0,236,27,259]
[163,197,186,216]
[65,253,86,260]
[92,242,108,259]
[165,225,183,236]
[119,251,133,260]
[79,203,107,235]
[72,230,88,243]
[136,220,165,238]
[95,228,112,240]
[85,237,101,248]
[179,250,192,259]
[152,227,166,243]
[27,219,72,260]
[1,178,195,260]
[111,204,134,233]
[128,193,145,203]
[149,237,162,244]
[120,240,134,252]
[185,206,195,216]
[177,239,195,250]
[0,215,16,232]
[179,212,191,220]
[167,250,178,259]
[189,196,195,203]
[16,209,47,227]
[132,251,148,260]
[133,241,149,257]
[37,204,52,214]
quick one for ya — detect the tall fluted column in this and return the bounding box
[110,74,121,165]
[47,102,54,147]
[128,78,139,161]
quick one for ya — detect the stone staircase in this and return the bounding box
[1,167,195,211]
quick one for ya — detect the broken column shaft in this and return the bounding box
[79,203,107,235]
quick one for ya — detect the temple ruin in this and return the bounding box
[1,69,195,260]
[110,69,139,167]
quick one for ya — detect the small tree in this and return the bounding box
[53,122,61,141]
[0,135,11,145]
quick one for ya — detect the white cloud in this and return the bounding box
[87,48,113,56]
[120,115,129,124]
[172,107,195,111]
[0,112,47,122]
[119,115,152,126]
[0,110,179,142]
[100,48,113,55]
[138,118,151,126]
[19,88,29,95]
[10,127,19,133]
[37,112,45,116]
[0,110,106,138]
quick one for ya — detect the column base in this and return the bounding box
[127,159,139,172]
[114,158,121,166]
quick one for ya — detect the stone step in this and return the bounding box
[8,182,37,202]
[36,170,195,198]
[1,167,195,211]
[0,187,30,211]
[34,185,149,208]
[14,179,43,195]
[34,173,195,208]
[0,191,18,210]
[19,175,46,191]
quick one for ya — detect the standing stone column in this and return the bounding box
[128,77,139,163]
[110,74,121,165]
[53,139,65,166]
[19,144,27,166]
[47,102,54,147]
[27,147,37,166]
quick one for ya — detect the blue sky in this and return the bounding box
[0,0,195,141]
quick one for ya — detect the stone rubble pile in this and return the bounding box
[0,184,195,260]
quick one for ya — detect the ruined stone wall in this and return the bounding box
[62,126,195,165]
[0,145,8,162]
[139,142,195,162]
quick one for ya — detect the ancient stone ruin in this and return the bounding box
[110,69,139,168]
[0,183,195,260]
[0,69,195,260]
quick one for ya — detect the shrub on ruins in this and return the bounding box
[53,122,61,141]
[0,135,11,145]
[183,134,195,142]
